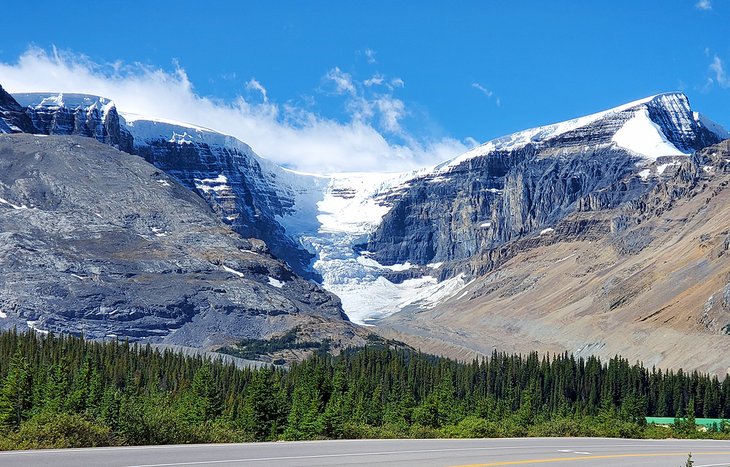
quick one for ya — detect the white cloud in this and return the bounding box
[364,74,385,87]
[245,78,268,102]
[374,96,406,133]
[472,82,500,106]
[710,55,728,88]
[390,77,405,88]
[364,48,377,64]
[695,0,712,10]
[324,67,356,95]
[0,47,472,174]
[471,82,493,97]
[364,74,405,91]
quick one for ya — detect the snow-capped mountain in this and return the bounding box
[5,91,728,326]
[364,93,727,269]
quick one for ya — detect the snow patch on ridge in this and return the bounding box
[612,108,689,160]
[222,266,244,278]
[268,277,284,288]
[436,93,673,172]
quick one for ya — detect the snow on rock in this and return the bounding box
[0,197,30,210]
[26,320,49,335]
[356,255,414,271]
[194,174,235,200]
[695,112,730,140]
[656,161,681,175]
[268,277,284,288]
[329,273,473,324]
[637,169,652,180]
[612,108,690,160]
[222,265,244,278]
[0,311,7,319]
[16,93,117,119]
[540,227,555,235]
[435,94,669,172]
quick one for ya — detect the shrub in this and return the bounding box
[6,412,115,449]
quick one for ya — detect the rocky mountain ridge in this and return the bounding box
[376,138,730,375]
[13,93,318,281]
[4,90,728,326]
[0,133,365,354]
[4,86,730,374]
[366,93,725,269]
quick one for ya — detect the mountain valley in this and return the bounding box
[2,84,730,372]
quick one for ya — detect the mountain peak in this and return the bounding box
[438,92,726,171]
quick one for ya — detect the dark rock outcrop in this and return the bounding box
[14,93,133,152]
[0,86,38,134]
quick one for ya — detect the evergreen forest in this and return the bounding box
[1,329,729,449]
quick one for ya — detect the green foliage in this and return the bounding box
[2,329,730,450]
[3,412,115,449]
[219,327,330,360]
[0,347,31,430]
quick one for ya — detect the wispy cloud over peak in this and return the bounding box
[0,47,472,174]
[245,78,268,102]
[709,55,728,88]
[471,82,500,106]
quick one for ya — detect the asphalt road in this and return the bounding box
[2,438,730,467]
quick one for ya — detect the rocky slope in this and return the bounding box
[6,85,730,374]
[0,133,364,353]
[377,139,730,376]
[0,85,38,134]
[13,93,316,280]
[365,94,724,270]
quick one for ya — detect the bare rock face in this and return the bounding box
[0,134,359,351]
[129,126,319,281]
[0,86,38,134]
[365,93,724,274]
[377,139,730,376]
[14,93,317,280]
[14,93,133,152]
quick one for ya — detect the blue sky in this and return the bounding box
[0,1,728,172]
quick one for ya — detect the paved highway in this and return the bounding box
[1,438,730,466]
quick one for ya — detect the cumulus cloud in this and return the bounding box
[0,47,473,173]
[695,0,712,10]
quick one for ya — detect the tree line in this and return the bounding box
[1,328,729,449]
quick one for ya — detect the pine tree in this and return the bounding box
[0,347,32,430]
